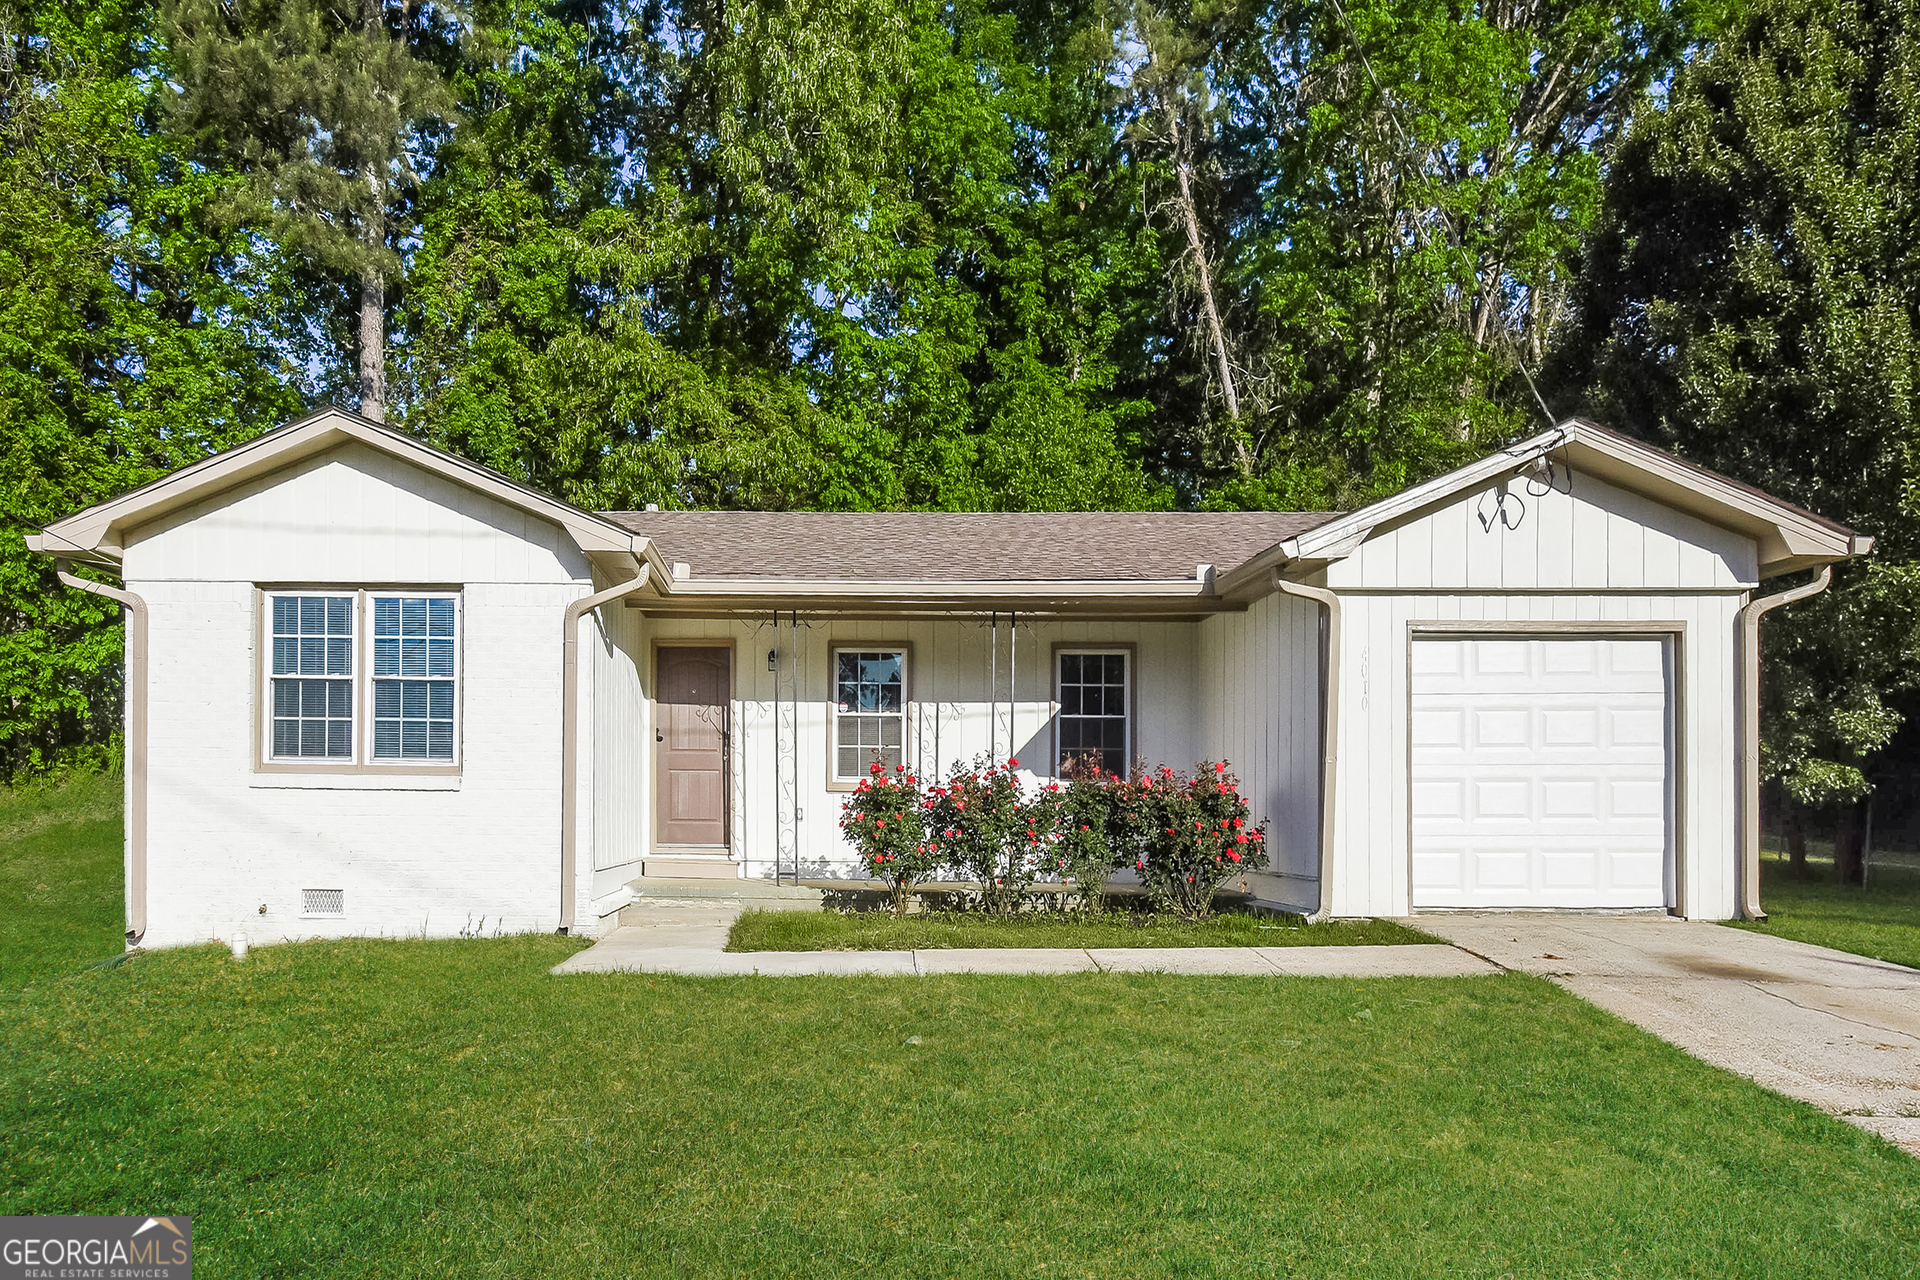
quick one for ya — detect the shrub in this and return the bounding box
[837,761,934,914]
[1128,761,1269,920]
[926,756,1041,914]
[1034,760,1126,912]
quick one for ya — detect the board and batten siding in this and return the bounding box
[1322,466,1758,920]
[588,591,648,910]
[121,442,601,947]
[609,615,1205,880]
[1196,591,1324,909]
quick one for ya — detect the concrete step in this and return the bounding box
[642,855,741,880]
[618,876,823,924]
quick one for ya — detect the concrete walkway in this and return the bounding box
[1414,914,1920,1157]
[552,907,1497,979]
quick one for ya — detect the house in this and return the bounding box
[28,409,1869,949]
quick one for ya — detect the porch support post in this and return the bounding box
[560,565,653,933]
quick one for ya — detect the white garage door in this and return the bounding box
[1410,636,1671,910]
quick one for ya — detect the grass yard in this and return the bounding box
[728,907,1435,952]
[0,772,124,988]
[5,779,1920,1277]
[1729,844,1920,971]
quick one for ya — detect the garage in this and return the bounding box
[1409,634,1672,910]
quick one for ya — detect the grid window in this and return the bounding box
[834,650,905,779]
[1057,651,1128,777]
[270,595,354,758]
[372,596,457,760]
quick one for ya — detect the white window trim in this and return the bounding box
[1053,647,1133,779]
[256,588,464,775]
[829,645,910,789]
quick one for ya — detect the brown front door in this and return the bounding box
[655,647,730,846]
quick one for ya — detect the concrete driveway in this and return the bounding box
[1412,914,1920,1156]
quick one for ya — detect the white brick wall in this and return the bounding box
[124,445,599,949]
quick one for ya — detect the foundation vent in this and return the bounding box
[301,888,345,917]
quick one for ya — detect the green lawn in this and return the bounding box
[728,907,1436,952]
[1728,845,1920,971]
[0,772,124,988]
[6,778,1920,1277]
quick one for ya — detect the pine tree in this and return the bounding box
[162,0,459,420]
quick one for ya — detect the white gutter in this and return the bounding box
[1737,565,1833,921]
[56,561,148,947]
[559,563,654,933]
[1273,571,1341,923]
[640,576,1215,602]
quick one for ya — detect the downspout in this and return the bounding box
[560,564,654,934]
[1273,571,1341,923]
[56,561,148,947]
[1737,565,1832,921]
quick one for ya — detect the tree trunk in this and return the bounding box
[1833,796,1867,886]
[1163,104,1245,471]
[1785,801,1808,875]
[358,263,385,422]
[357,0,387,422]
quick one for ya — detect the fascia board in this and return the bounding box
[1557,431,1856,571]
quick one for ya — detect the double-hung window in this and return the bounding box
[1056,650,1129,777]
[371,597,457,760]
[833,649,905,781]
[270,595,355,759]
[263,590,461,768]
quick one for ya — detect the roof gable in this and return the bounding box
[28,408,646,574]
[1227,419,1868,587]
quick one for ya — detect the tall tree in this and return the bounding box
[1,0,301,775]
[1165,0,1696,509]
[404,0,1168,512]
[1551,0,1920,881]
[163,0,461,419]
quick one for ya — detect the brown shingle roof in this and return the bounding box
[595,511,1341,581]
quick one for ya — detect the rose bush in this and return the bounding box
[838,755,1267,919]
[925,756,1043,915]
[1034,759,1127,912]
[1128,761,1268,920]
[837,761,934,914]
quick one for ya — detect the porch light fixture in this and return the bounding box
[768,649,777,672]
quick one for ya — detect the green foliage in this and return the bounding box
[163,0,463,415]
[926,756,1040,914]
[1124,760,1268,920]
[0,1,302,776]
[837,762,933,914]
[1032,763,1123,911]
[1554,0,1920,823]
[1176,0,1698,505]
